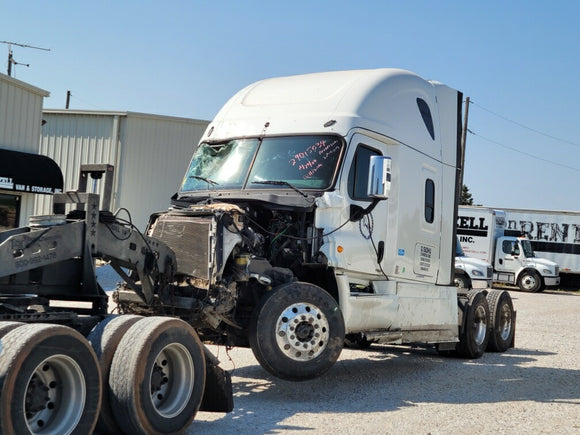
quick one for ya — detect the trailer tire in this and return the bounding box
[109,317,206,434]
[249,282,345,381]
[87,314,142,434]
[517,269,542,292]
[457,291,490,359]
[0,324,101,435]
[0,321,24,339]
[486,290,515,352]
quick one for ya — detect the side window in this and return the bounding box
[502,240,512,254]
[417,98,435,140]
[424,179,435,223]
[348,145,381,200]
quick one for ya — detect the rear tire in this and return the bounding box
[486,290,515,352]
[0,324,101,434]
[0,321,24,339]
[87,314,142,434]
[457,291,490,358]
[109,317,206,434]
[517,270,542,292]
[249,282,345,381]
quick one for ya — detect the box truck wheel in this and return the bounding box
[249,282,345,381]
[486,290,515,352]
[0,324,101,434]
[87,314,143,434]
[454,273,471,289]
[457,291,490,358]
[517,270,543,292]
[0,321,24,339]
[108,317,206,434]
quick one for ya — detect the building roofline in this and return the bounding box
[43,108,209,124]
[0,72,50,97]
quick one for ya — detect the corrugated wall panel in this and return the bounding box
[36,113,121,215]
[117,115,208,229]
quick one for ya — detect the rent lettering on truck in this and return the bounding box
[500,207,580,278]
[458,205,560,292]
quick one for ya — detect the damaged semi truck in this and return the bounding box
[119,69,516,376]
[0,69,516,434]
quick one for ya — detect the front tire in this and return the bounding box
[249,282,345,381]
[0,324,101,435]
[486,290,515,352]
[454,273,471,289]
[457,291,490,358]
[108,317,206,434]
[517,270,542,292]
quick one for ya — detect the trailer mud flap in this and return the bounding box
[200,357,234,413]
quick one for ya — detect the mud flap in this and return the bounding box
[200,348,234,413]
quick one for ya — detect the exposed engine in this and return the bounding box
[116,200,326,347]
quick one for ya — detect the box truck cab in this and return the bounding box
[455,237,493,289]
[458,206,560,292]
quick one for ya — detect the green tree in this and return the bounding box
[460,185,474,205]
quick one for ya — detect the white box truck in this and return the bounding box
[458,206,560,292]
[455,237,493,289]
[501,207,580,281]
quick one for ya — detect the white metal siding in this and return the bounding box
[36,113,121,214]
[38,110,208,229]
[0,73,49,225]
[118,114,207,229]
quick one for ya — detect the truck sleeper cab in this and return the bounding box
[117,69,516,380]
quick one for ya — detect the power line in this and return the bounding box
[470,100,580,148]
[468,129,580,173]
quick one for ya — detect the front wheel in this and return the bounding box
[0,324,101,434]
[457,291,490,358]
[517,270,542,292]
[249,282,345,381]
[454,274,471,289]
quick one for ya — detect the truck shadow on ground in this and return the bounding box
[193,345,579,433]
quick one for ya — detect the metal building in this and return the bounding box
[38,110,209,229]
[0,73,61,229]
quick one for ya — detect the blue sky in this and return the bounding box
[2,1,579,211]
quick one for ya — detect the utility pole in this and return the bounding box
[459,96,470,195]
[66,91,71,109]
[0,41,50,76]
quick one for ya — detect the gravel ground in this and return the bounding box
[190,289,579,434]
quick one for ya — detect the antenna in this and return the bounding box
[0,41,51,77]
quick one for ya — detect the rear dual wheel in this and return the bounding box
[0,324,101,434]
[486,290,515,352]
[108,316,206,434]
[457,291,490,358]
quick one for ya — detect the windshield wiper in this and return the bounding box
[252,180,308,198]
[190,175,219,187]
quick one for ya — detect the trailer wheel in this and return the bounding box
[0,324,101,434]
[517,270,542,292]
[109,317,205,434]
[486,290,515,352]
[87,314,142,434]
[249,282,345,381]
[454,274,471,289]
[0,321,24,339]
[457,291,490,358]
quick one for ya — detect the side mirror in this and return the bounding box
[367,156,391,199]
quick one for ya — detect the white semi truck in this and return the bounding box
[0,69,517,433]
[458,206,560,292]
